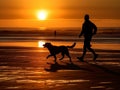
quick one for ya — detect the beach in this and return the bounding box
[0,27,120,90]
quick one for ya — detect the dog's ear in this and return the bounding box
[43,42,52,47]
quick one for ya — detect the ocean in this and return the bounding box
[0,27,120,50]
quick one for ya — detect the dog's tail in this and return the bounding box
[67,42,76,48]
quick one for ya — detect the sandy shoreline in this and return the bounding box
[0,45,120,90]
[0,27,120,89]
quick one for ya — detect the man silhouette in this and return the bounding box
[77,14,98,62]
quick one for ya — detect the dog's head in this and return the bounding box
[43,43,52,48]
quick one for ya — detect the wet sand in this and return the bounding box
[0,27,120,90]
[0,45,120,90]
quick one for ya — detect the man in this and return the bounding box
[77,14,98,62]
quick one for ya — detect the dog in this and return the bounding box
[43,42,76,63]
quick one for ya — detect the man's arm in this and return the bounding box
[79,24,84,37]
[92,23,97,35]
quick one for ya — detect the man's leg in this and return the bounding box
[86,37,98,61]
[81,45,87,58]
[87,46,98,61]
[77,43,87,62]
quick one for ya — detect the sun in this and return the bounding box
[37,10,48,20]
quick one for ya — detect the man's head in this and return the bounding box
[84,14,89,21]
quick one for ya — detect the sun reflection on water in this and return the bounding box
[38,41,45,48]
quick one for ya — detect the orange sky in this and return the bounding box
[0,0,120,27]
[0,0,120,19]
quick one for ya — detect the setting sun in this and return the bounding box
[37,10,48,20]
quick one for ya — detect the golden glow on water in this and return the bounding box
[38,41,45,48]
[0,41,120,50]
[39,27,46,30]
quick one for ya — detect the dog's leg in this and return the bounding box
[66,52,72,63]
[59,53,64,60]
[53,55,57,62]
[69,56,72,62]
